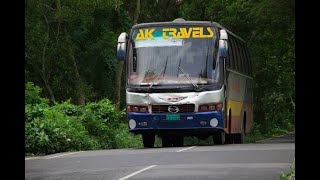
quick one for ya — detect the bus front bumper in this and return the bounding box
[127,111,225,134]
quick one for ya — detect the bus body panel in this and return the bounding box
[225,70,253,134]
[126,88,225,111]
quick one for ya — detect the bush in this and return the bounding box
[113,123,143,149]
[25,107,98,155]
[25,82,49,105]
[80,99,125,149]
[25,82,129,154]
[280,160,295,180]
[25,103,50,122]
[52,99,84,117]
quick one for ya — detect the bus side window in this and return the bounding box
[229,37,236,70]
[213,38,219,69]
[234,40,241,72]
[239,42,245,74]
[245,46,252,76]
[243,45,249,75]
[227,39,231,68]
[241,43,248,75]
[228,39,233,69]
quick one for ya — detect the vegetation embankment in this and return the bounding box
[26,82,143,156]
[26,82,294,155]
[280,160,295,180]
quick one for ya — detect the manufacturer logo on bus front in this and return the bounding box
[158,97,187,102]
[168,106,179,113]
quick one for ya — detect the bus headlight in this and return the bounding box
[127,105,149,113]
[129,119,136,129]
[210,118,218,127]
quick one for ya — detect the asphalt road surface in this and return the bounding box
[25,133,295,180]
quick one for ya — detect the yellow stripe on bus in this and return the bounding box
[227,100,243,116]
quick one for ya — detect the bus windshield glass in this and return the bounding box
[128,26,220,87]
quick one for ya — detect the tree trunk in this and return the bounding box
[133,0,140,25]
[69,47,85,105]
[42,77,56,104]
[114,61,124,111]
[114,0,140,111]
[42,14,56,104]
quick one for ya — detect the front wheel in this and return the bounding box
[142,134,155,148]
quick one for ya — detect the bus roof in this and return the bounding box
[132,19,247,44]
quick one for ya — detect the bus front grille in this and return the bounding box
[152,104,195,113]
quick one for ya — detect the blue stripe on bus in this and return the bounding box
[127,111,224,130]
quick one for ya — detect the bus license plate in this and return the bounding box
[166,114,180,120]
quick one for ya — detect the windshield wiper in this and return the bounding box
[178,58,202,91]
[146,56,168,91]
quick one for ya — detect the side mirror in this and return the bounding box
[219,29,228,59]
[116,32,128,61]
[219,40,228,58]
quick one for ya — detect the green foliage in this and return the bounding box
[25,0,132,106]
[79,99,124,149]
[52,99,84,117]
[280,160,295,180]
[25,107,98,155]
[113,123,143,148]
[25,103,50,123]
[25,82,129,155]
[25,82,49,105]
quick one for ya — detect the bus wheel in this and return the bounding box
[172,136,184,147]
[234,115,246,144]
[234,125,245,144]
[162,136,172,147]
[142,134,155,148]
[234,131,244,144]
[213,131,225,145]
[225,134,233,144]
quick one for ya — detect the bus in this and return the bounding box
[116,18,253,148]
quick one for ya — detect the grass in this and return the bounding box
[245,126,294,143]
[280,160,295,180]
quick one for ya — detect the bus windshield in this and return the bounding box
[128,26,221,87]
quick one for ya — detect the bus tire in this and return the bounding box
[213,131,225,145]
[225,134,233,144]
[172,136,184,147]
[234,132,244,144]
[162,136,172,147]
[235,113,246,144]
[142,134,155,148]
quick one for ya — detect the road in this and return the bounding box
[25,133,295,180]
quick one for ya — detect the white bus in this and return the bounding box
[116,18,253,147]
